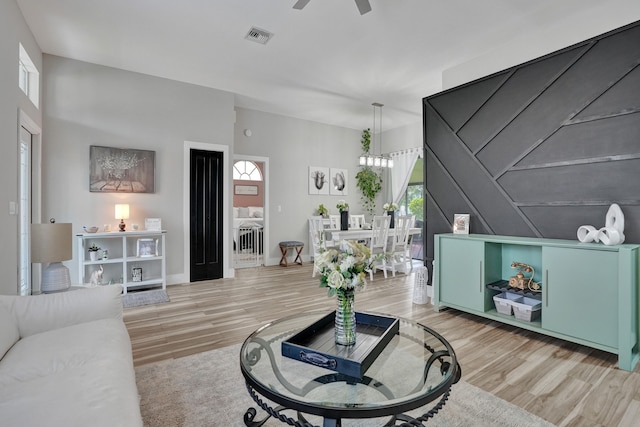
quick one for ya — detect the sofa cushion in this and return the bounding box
[238,207,250,218]
[0,355,142,427]
[1,285,123,338]
[0,318,132,386]
[0,304,19,360]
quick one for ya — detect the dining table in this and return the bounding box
[326,227,422,242]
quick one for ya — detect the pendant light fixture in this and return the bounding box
[359,103,393,168]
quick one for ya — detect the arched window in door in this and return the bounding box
[233,160,263,181]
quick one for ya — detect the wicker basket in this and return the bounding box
[413,266,429,304]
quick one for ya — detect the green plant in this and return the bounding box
[408,197,424,221]
[336,200,349,212]
[355,128,382,216]
[88,243,101,252]
[317,204,329,217]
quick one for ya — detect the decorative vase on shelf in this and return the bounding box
[387,211,395,228]
[89,251,98,262]
[340,211,349,231]
[335,288,356,345]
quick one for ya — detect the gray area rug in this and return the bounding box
[123,290,170,308]
[135,343,555,427]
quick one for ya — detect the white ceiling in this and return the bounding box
[16,0,640,131]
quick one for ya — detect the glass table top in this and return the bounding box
[240,310,459,421]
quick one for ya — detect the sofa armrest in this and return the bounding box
[0,285,123,338]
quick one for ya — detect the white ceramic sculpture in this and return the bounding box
[89,265,104,286]
[577,203,625,246]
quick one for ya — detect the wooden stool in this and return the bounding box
[279,241,304,267]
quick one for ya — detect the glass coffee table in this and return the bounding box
[240,311,460,427]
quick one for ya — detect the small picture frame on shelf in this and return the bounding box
[132,267,142,282]
[137,238,157,257]
[145,218,162,231]
[453,214,470,234]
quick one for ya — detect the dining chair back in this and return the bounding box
[328,215,340,230]
[349,214,366,229]
[308,216,328,278]
[388,215,415,276]
[368,215,391,280]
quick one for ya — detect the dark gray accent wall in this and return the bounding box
[423,20,640,271]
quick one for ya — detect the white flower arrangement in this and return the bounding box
[383,202,399,211]
[316,240,372,296]
[336,200,349,212]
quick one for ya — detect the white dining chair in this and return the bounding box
[367,215,391,280]
[309,216,331,278]
[328,214,340,229]
[387,215,415,276]
[349,214,366,229]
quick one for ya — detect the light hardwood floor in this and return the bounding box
[124,265,640,427]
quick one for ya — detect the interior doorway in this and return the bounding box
[233,155,269,269]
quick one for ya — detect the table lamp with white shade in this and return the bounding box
[115,204,129,232]
[31,219,72,293]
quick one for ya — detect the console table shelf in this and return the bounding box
[76,231,166,294]
[433,233,640,371]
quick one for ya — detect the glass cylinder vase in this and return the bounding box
[335,289,356,345]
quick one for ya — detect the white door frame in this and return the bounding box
[19,109,42,295]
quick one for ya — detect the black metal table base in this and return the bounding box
[244,383,453,427]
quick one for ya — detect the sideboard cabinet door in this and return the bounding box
[438,238,494,311]
[542,247,618,348]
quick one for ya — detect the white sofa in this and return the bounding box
[0,285,143,427]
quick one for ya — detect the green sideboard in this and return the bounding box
[433,233,640,371]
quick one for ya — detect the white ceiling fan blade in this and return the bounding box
[354,0,372,15]
[293,0,312,10]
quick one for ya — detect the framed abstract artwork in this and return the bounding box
[90,145,155,193]
[329,168,348,196]
[308,166,330,195]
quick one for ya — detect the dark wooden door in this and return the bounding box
[190,149,223,281]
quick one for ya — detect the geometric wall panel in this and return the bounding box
[424,20,640,274]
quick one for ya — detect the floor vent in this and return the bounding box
[245,27,273,45]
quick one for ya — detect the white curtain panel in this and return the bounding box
[390,147,423,205]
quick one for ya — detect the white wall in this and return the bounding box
[234,107,367,264]
[442,0,640,89]
[0,0,42,295]
[42,55,235,285]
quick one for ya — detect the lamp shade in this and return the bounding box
[31,223,72,263]
[115,204,130,220]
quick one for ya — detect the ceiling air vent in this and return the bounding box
[245,27,274,45]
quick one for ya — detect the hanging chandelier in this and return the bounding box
[359,102,393,168]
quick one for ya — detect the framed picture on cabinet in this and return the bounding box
[137,238,158,257]
[453,214,470,234]
[144,218,162,231]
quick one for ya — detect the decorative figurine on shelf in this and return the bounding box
[577,203,625,246]
[509,261,541,292]
[89,265,104,287]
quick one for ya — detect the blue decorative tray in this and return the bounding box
[281,311,399,378]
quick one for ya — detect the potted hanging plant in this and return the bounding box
[355,129,382,216]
